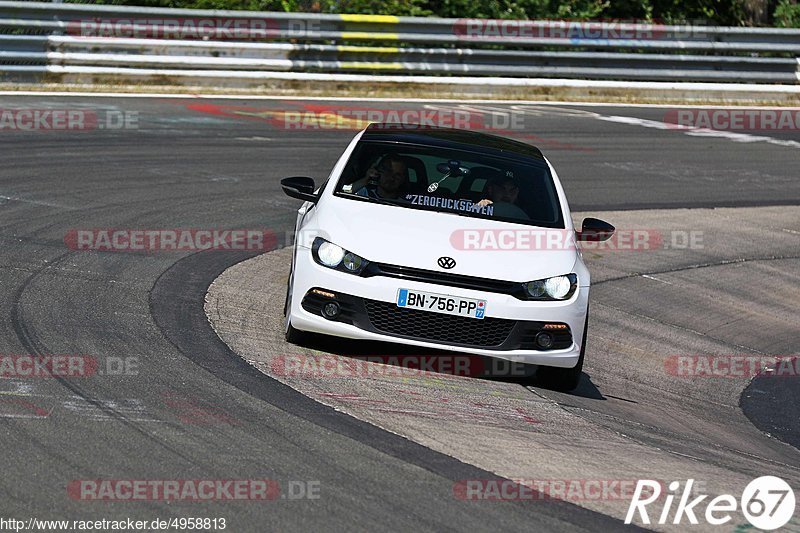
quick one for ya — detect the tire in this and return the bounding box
[283,263,307,345]
[537,314,588,392]
[283,274,291,317]
[283,260,293,317]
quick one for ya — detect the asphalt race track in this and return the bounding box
[0,95,798,532]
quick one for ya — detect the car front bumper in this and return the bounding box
[289,247,588,368]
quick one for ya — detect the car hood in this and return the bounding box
[309,198,577,283]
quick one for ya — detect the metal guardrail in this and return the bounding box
[0,1,799,85]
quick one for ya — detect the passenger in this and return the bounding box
[476,170,529,219]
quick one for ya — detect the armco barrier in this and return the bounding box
[0,1,798,85]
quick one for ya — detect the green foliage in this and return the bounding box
[648,0,748,25]
[82,0,288,8]
[67,0,431,14]
[774,0,800,26]
[64,0,788,26]
[365,0,609,19]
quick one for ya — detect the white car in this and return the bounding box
[281,124,614,391]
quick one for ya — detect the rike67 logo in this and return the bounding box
[626,477,796,530]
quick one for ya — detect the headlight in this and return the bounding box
[525,280,546,298]
[312,238,369,275]
[342,252,365,272]
[317,241,345,267]
[544,276,572,299]
[523,274,577,301]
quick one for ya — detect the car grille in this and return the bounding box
[363,299,515,347]
[362,263,523,298]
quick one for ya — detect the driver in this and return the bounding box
[476,170,529,219]
[355,154,409,200]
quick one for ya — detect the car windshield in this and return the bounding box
[333,141,564,228]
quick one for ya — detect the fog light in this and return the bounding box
[535,331,554,349]
[322,302,340,319]
[311,288,336,298]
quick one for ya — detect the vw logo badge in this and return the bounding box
[437,256,456,269]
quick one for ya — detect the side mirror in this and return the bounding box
[281,176,318,203]
[577,217,615,242]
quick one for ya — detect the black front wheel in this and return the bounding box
[283,262,308,345]
[283,277,291,317]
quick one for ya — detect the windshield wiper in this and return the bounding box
[339,191,409,207]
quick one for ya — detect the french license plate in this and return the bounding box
[396,289,486,319]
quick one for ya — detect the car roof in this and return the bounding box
[361,123,545,162]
